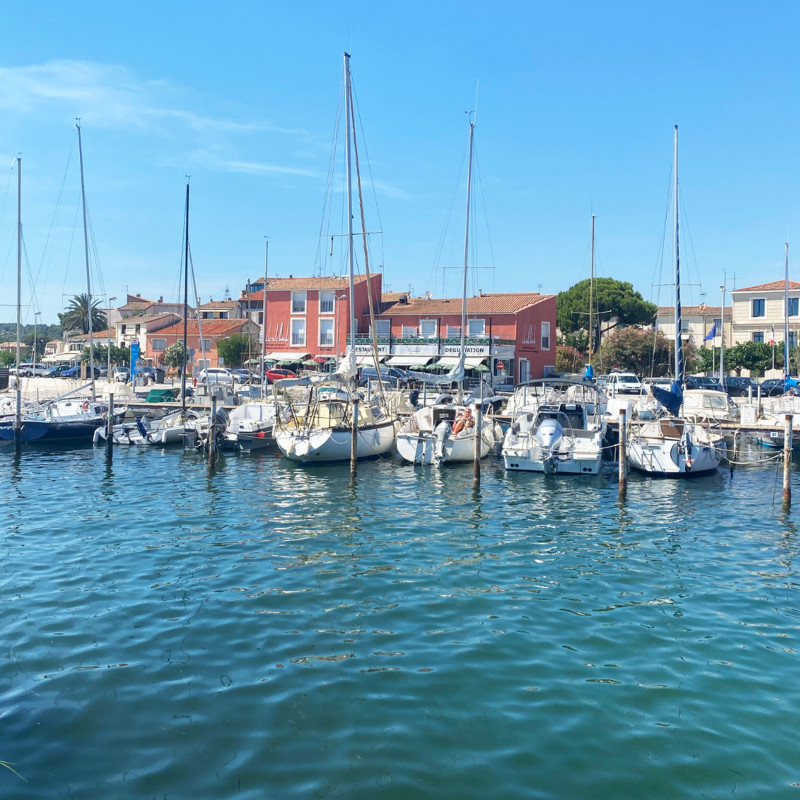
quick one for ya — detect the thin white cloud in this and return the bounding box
[0,60,308,138]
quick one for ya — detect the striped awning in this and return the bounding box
[266,351,309,361]
[434,356,487,368]
[387,355,432,366]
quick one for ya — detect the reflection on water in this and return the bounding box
[1,448,800,798]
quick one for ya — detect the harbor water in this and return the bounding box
[1,445,799,798]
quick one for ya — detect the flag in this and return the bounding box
[769,325,775,346]
[703,323,717,341]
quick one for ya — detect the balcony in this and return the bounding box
[355,333,514,347]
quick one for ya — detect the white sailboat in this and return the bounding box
[274,53,398,464]
[628,126,726,476]
[396,117,503,464]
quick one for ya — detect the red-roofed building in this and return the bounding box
[731,279,800,347]
[241,272,556,384]
[145,318,260,370]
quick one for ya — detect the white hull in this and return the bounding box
[502,441,603,474]
[627,419,725,476]
[276,419,397,463]
[396,424,500,464]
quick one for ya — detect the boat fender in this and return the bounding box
[82,401,90,411]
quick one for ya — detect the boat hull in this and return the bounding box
[0,417,104,443]
[276,419,397,463]
[627,438,725,476]
[396,424,500,465]
[502,446,602,474]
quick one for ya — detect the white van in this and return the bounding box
[603,372,643,395]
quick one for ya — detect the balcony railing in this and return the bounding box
[355,333,515,346]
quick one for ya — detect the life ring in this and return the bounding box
[82,401,90,411]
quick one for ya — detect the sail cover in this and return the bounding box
[650,380,683,416]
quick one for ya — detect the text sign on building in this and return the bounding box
[443,344,490,356]
[354,344,391,355]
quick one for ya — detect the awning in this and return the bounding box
[434,356,487,368]
[43,353,81,363]
[266,351,309,362]
[387,355,432,367]
[313,355,332,364]
[356,354,386,366]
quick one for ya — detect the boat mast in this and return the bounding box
[785,242,790,378]
[673,125,683,385]
[76,121,96,399]
[14,157,21,451]
[460,119,475,403]
[589,213,595,363]
[181,181,189,415]
[344,53,356,353]
[719,276,726,383]
[261,236,269,394]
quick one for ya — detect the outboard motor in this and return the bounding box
[433,419,452,460]
[535,417,563,475]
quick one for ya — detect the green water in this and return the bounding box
[1,445,799,798]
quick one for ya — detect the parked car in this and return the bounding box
[602,371,643,394]
[722,376,758,397]
[13,362,49,377]
[265,368,298,383]
[137,366,165,383]
[44,364,75,378]
[197,367,235,385]
[231,368,260,384]
[62,365,103,379]
[684,375,723,391]
[113,366,130,383]
[760,378,793,397]
[359,366,407,388]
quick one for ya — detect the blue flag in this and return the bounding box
[703,323,717,341]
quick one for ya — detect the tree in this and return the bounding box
[58,294,107,335]
[557,278,657,348]
[163,342,187,372]
[81,343,130,366]
[724,341,773,377]
[216,334,254,368]
[595,326,676,376]
[556,344,585,375]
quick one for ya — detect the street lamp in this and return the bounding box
[33,312,41,374]
[107,297,116,382]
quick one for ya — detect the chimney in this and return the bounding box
[478,289,483,297]
[158,296,163,303]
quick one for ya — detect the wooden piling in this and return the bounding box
[618,408,627,494]
[208,396,217,465]
[473,402,481,486]
[783,413,792,509]
[350,398,359,479]
[105,392,114,461]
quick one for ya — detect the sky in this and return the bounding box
[1,1,799,325]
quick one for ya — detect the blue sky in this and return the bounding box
[1,1,799,324]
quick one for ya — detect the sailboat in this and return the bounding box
[627,127,726,476]
[0,135,111,446]
[273,53,398,464]
[395,117,503,465]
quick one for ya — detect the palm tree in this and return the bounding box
[58,294,107,335]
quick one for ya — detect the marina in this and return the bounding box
[1,437,799,798]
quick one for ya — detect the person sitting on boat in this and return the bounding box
[452,407,475,434]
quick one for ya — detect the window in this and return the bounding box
[541,321,551,350]
[319,291,335,314]
[291,291,306,314]
[752,298,765,317]
[135,324,141,334]
[752,331,764,343]
[371,320,391,337]
[468,318,486,337]
[152,338,166,351]
[319,319,334,346]
[120,324,127,334]
[291,318,306,346]
[402,326,417,337]
[447,325,462,338]
[713,318,721,329]
[789,298,799,317]
[420,319,437,338]
[790,332,798,348]
[519,358,530,384]
[680,320,690,332]
[258,311,264,325]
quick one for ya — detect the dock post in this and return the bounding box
[208,396,217,464]
[106,392,114,461]
[783,413,792,509]
[473,402,481,486]
[618,408,627,495]
[350,398,359,479]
